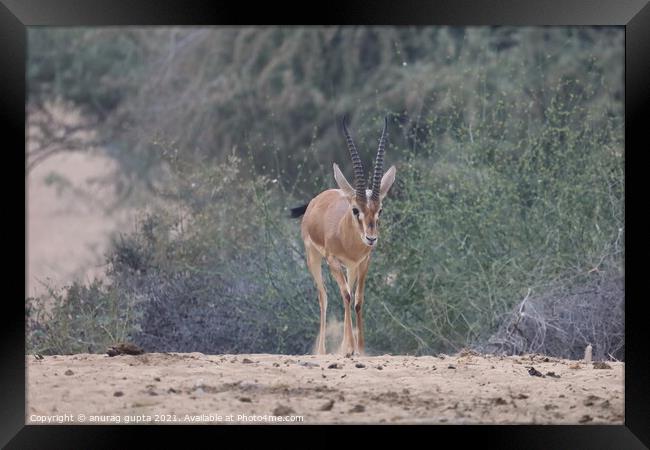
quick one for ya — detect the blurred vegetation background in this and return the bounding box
[26,27,624,360]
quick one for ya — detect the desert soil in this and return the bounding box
[26,352,623,425]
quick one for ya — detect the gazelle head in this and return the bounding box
[333,116,396,247]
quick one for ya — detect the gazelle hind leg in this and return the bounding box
[306,243,327,354]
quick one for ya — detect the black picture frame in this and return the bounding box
[3,0,647,447]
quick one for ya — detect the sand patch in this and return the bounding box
[26,352,623,424]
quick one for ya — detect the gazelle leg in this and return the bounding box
[306,244,327,354]
[347,266,359,347]
[327,256,355,355]
[354,256,370,355]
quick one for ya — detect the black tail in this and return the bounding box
[289,203,309,218]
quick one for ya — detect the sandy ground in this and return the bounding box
[26,352,623,425]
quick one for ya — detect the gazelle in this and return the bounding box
[291,117,396,355]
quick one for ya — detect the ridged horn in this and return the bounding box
[371,116,388,202]
[342,116,367,204]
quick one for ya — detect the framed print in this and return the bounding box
[2,0,648,447]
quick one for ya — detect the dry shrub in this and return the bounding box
[478,271,624,361]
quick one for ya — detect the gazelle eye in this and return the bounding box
[352,207,359,216]
[378,208,383,216]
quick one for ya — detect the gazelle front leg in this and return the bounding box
[354,256,371,354]
[326,256,356,355]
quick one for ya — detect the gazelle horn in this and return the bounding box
[371,116,388,202]
[342,115,367,204]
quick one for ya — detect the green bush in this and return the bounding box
[26,279,140,355]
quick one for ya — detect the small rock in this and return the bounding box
[242,358,254,364]
[349,404,365,413]
[355,363,366,368]
[106,342,144,357]
[64,369,74,376]
[240,381,259,391]
[300,361,319,368]
[583,395,601,406]
[154,377,161,382]
[376,365,383,370]
[273,405,295,416]
[527,367,544,377]
[515,393,529,399]
[319,400,335,411]
[593,362,612,369]
[579,414,593,423]
[113,391,124,397]
[546,372,561,378]
[447,365,456,370]
[493,397,508,405]
[239,397,252,403]
[327,363,342,369]
[569,363,581,369]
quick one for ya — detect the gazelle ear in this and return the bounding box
[333,163,355,198]
[379,165,396,199]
